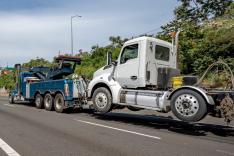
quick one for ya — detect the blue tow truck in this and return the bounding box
[9,55,88,113]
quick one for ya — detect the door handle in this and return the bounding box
[130,76,137,80]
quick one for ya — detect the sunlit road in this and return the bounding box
[0,96,233,156]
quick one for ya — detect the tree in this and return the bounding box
[0,72,15,90]
[109,36,128,48]
[75,36,125,78]
[160,0,232,35]
[192,6,234,73]
[22,57,51,68]
[159,0,233,74]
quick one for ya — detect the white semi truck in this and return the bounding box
[87,33,234,122]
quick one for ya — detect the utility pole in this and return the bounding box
[71,15,82,56]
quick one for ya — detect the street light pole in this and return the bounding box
[71,15,82,56]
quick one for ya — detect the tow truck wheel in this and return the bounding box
[92,87,112,114]
[171,89,207,122]
[9,94,14,104]
[44,93,54,111]
[35,94,44,109]
[54,93,65,113]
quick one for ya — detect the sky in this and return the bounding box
[0,0,179,67]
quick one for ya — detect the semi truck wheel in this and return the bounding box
[54,93,65,113]
[92,87,112,114]
[171,89,207,122]
[44,93,54,111]
[9,94,14,104]
[35,94,44,109]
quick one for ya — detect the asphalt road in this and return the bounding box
[0,96,233,156]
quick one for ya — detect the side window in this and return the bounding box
[120,44,138,64]
[155,45,170,61]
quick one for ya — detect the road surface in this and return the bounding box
[0,96,233,156]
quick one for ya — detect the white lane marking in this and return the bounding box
[216,149,234,156]
[0,138,21,156]
[3,104,15,107]
[74,119,161,140]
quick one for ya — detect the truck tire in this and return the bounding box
[92,87,112,114]
[9,94,14,104]
[54,93,65,113]
[171,89,207,122]
[35,94,44,109]
[44,93,54,111]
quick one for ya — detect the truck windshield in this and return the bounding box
[155,45,170,61]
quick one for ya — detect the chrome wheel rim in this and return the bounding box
[45,95,51,108]
[56,96,63,110]
[95,92,108,108]
[175,94,199,117]
[36,97,41,106]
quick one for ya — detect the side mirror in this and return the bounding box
[107,51,112,65]
[112,61,117,66]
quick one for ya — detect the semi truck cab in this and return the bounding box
[114,37,177,89]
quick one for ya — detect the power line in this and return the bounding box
[131,26,162,39]
[141,26,162,35]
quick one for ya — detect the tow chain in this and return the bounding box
[218,94,234,125]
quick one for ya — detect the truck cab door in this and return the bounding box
[115,43,140,88]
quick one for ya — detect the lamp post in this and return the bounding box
[71,15,82,56]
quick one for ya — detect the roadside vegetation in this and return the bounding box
[0,0,233,90]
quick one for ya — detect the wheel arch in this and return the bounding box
[168,86,214,105]
[44,91,51,95]
[90,82,112,99]
[54,90,65,97]
[34,91,42,98]
[44,90,54,96]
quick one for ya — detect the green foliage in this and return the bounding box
[22,57,52,68]
[0,72,15,90]
[192,18,234,74]
[0,58,52,90]
[160,0,232,34]
[160,0,234,75]
[75,36,123,79]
